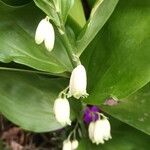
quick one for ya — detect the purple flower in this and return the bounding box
[83,105,100,124]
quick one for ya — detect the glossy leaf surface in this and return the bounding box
[0,70,68,132]
[77,0,119,55]
[0,1,72,74]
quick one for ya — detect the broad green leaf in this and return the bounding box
[78,117,150,150]
[0,70,69,132]
[0,1,72,74]
[101,83,150,135]
[81,0,150,135]
[82,0,150,104]
[77,0,119,55]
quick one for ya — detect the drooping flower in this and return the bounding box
[53,97,71,126]
[62,140,72,150]
[68,64,88,99]
[35,16,55,51]
[88,117,112,145]
[71,139,79,150]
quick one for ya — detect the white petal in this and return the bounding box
[53,98,71,126]
[101,118,112,140]
[69,64,88,99]
[35,18,47,44]
[88,122,95,142]
[63,140,72,150]
[44,21,55,51]
[71,140,79,149]
[94,120,105,144]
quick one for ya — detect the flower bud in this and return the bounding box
[53,97,71,126]
[68,64,88,99]
[88,117,112,145]
[35,17,55,51]
[71,140,79,150]
[62,140,72,150]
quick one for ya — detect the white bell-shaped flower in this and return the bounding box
[71,139,79,150]
[68,64,88,99]
[35,17,55,51]
[53,97,71,126]
[62,140,72,150]
[88,117,112,145]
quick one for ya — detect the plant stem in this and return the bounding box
[56,9,79,68]
[61,33,77,68]
[68,121,79,140]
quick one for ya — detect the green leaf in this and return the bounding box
[77,0,119,55]
[0,70,68,132]
[33,0,60,26]
[65,0,86,38]
[82,0,150,104]
[0,66,69,78]
[78,117,150,150]
[101,83,150,135]
[33,0,85,27]
[58,0,74,23]
[1,0,32,6]
[0,1,72,74]
[69,0,86,28]
[81,0,150,135]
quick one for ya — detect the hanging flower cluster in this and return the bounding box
[84,106,112,145]
[34,16,88,127]
[34,11,112,149]
[53,64,88,126]
[52,63,88,149]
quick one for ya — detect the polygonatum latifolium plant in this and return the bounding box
[0,0,149,149]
